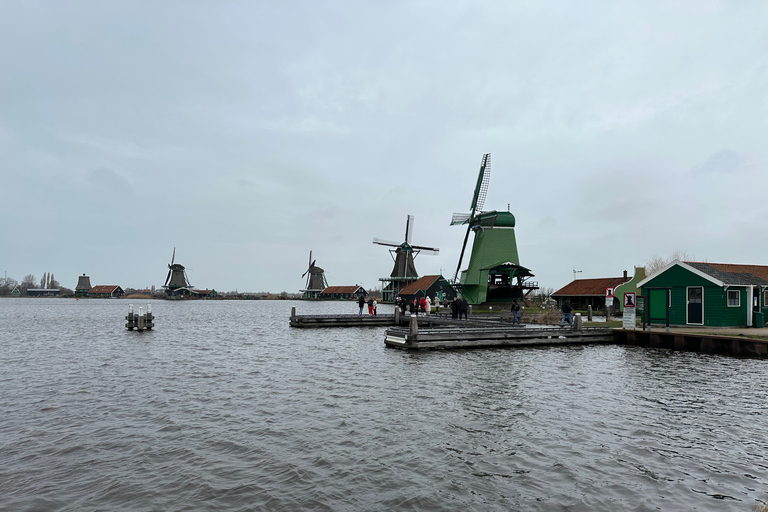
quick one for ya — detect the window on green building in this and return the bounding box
[727,290,740,307]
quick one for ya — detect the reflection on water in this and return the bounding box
[1,298,766,511]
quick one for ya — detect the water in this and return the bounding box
[1,298,767,511]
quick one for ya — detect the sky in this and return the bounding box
[1,1,767,294]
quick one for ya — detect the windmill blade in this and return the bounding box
[164,269,172,286]
[454,223,472,282]
[308,250,312,268]
[450,213,471,225]
[411,245,439,255]
[373,237,401,247]
[405,215,414,245]
[171,247,176,265]
[469,153,491,214]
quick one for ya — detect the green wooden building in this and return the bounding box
[637,261,768,328]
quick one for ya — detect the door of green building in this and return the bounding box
[648,288,669,324]
[687,287,703,324]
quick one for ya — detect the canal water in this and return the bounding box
[1,298,766,511]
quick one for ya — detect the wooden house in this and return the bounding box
[551,272,631,310]
[396,275,457,303]
[88,285,125,298]
[26,288,61,297]
[637,260,768,328]
[319,286,367,300]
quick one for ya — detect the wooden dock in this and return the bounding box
[384,316,613,350]
[289,307,486,328]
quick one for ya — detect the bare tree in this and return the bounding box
[645,250,695,277]
[0,276,19,296]
[49,273,59,288]
[21,274,37,292]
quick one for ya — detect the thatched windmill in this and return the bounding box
[163,248,192,296]
[301,250,328,300]
[374,215,439,302]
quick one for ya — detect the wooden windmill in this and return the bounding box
[301,250,328,300]
[374,215,439,302]
[163,248,192,296]
[450,153,538,305]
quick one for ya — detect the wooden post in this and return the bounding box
[587,305,593,321]
[409,315,419,336]
[291,306,296,319]
[394,306,400,324]
[605,305,610,322]
[573,313,583,330]
[138,306,145,331]
[126,304,134,330]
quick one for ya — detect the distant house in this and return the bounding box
[75,274,92,297]
[11,286,21,297]
[396,275,457,303]
[637,260,768,328]
[551,272,632,310]
[26,288,61,297]
[88,285,124,298]
[319,286,367,300]
[193,289,218,299]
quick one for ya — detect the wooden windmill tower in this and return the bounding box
[374,215,439,302]
[163,248,192,296]
[450,153,538,305]
[300,250,328,300]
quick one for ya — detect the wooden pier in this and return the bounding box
[384,315,613,350]
[290,307,482,328]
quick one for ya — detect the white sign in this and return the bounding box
[624,292,636,308]
[623,307,636,329]
[606,297,614,307]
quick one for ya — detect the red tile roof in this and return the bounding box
[398,275,440,295]
[89,285,122,294]
[552,277,629,297]
[320,286,362,294]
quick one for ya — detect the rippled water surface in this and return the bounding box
[1,298,767,511]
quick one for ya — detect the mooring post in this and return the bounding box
[573,313,583,331]
[291,306,296,319]
[587,305,593,321]
[138,306,145,331]
[468,305,473,316]
[126,304,135,330]
[409,315,419,336]
[394,306,400,325]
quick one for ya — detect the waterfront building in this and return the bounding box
[552,272,632,311]
[88,285,125,298]
[637,260,768,328]
[318,286,367,300]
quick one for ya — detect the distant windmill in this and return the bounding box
[301,250,328,300]
[163,248,192,296]
[450,153,538,304]
[374,215,439,302]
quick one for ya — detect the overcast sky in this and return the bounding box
[1,1,766,293]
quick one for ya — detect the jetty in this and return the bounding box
[384,315,613,350]
[289,307,457,328]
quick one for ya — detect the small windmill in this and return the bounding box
[450,153,538,304]
[163,247,192,296]
[374,215,439,302]
[301,250,328,300]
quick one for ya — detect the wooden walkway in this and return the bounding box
[384,317,613,350]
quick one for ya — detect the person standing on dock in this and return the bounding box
[367,298,374,315]
[450,298,459,319]
[373,299,377,316]
[560,300,573,327]
[358,295,365,315]
[409,298,416,316]
[459,298,468,320]
[511,299,521,325]
[425,295,432,315]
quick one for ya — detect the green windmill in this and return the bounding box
[450,153,539,305]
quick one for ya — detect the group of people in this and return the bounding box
[449,297,469,320]
[357,295,377,315]
[395,295,433,316]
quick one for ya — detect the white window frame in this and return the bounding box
[764,289,768,307]
[727,289,740,307]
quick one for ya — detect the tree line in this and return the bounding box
[0,273,73,296]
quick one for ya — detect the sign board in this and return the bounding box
[605,287,614,298]
[636,296,645,312]
[606,297,614,307]
[624,292,636,308]
[623,307,636,329]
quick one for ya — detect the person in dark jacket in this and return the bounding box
[459,298,468,320]
[560,300,573,327]
[511,299,521,325]
[358,295,365,316]
[367,298,374,315]
[450,298,459,319]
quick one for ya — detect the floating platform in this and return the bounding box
[385,316,613,350]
